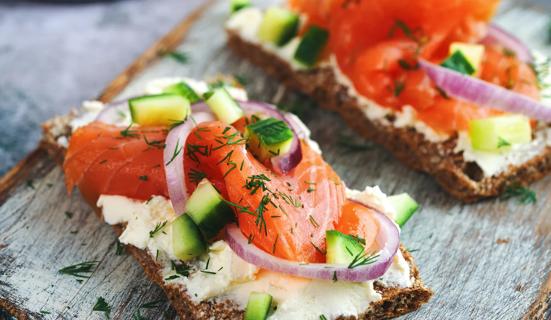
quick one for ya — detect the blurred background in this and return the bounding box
[0,0,550,175]
[0,0,202,175]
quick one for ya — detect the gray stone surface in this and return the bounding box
[0,0,203,174]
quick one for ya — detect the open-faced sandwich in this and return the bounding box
[226,0,551,202]
[43,77,431,319]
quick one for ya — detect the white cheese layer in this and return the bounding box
[98,195,412,319]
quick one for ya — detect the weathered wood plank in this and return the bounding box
[1,0,551,319]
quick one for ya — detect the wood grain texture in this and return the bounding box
[1,0,551,319]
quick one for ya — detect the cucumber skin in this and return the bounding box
[258,8,300,47]
[171,214,207,261]
[244,292,273,320]
[294,25,329,67]
[188,201,234,239]
[163,82,201,104]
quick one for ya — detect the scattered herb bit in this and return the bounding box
[234,74,248,86]
[497,137,511,149]
[320,315,328,320]
[171,260,190,277]
[503,48,516,58]
[245,174,271,195]
[138,175,149,181]
[115,240,125,256]
[308,215,320,228]
[46,183,54,188]
[120,123,139,138]
[502,185,537,204]
[398,59,419,70]
[149,221,168,238]
[26,179,35,190]
[272,234,279,254]
[40,309,51,315]
[200,270,217,275]
[310,241,326,255]
[58,260,98,279]
[144,135,165,149]
[406,248,419,253]
[70,230,78,234]
[168,51,189,64]
[389,20,415,41]
[132,310,146,320]
[92,296,111,319]
[165,139,183,166]
[64,211,74,219]
[332,271,338,282]
[441,50,475,75]
[164,275,180,281]
[435,86,450,99]
[99,159,108,165]
[348,252,379,269]
[188,169,207,184]
[393,80,405,97]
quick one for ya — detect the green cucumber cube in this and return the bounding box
[162,81,201,104]
[245,117,294,162]
[186,179,234,239]
[230,0,251,13]
[129,93,190,126]
[469,114,532,152]
[171,214,206,261]
[441,50,476,75]
[204,87,244,124]
[244,292,273,320]
[257,7,299,47]
[388,193,419,227]
[326,230,365,265]
[294,25,329,67]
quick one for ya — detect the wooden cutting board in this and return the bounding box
[1,0,550,319]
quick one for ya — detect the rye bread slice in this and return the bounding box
[226,30,551,203]
[41,114,432,319]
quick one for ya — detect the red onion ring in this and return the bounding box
[163,112,216,214]
[225,208,399,282]
[420,59,551,122]
[483,24,532,63]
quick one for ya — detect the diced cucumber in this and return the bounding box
[186,179,234,239]
[257,7,299,46]
[388,193,419,227]
[162,81,201,104]
[129,93,190,126]
[245,117,294,162]
[244,292,273,320]
[449,42,485,74]
[326,230,365,265]
[230,0,251,13]
[294,25,329,67]
[204,87,244,124]
[469,114,532,152]
[441,50,475,75]
[171,214,206,261]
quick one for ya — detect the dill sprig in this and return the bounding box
[245,174,271,195]
[92,296,111,319]
[188,169,207,184]
[58,260,99,279]
[143,135,165,149]
[497,137,511,149]
[347,251,379,269]
[167,51,189,64]
[502,185,537,204]
[149,221,167,238]
[186,143,210,163]
[165,139,183,166]
[120,123,139,138]
[115,240,125,256]
[171,260,190,277]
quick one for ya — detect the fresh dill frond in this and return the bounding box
[92,296,111,319]
[348,252,380,269]
[58,260,99,279]
[149,221,168,238]
[167,51,189,64]
[188,169,207,184]
[502,185,537,204]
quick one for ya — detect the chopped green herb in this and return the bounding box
[120,123,139,138]
[272,234,279,254]
[310,241,326,255]
[164,275,180,281]
[348,252,379,269]
[234,74,248,86]
[138,175,149,181]
[188,169,207,184]
[332,271,337,282]
[441,50,475,75]
[398,59,419,70]
[389,20,415,41]
[115,240,125,256]
[149,221,167,238]
[140,299,163,309]
[64,211,74,219]
[337,134,373,151]
[320,315,328,320]
[58,260,98,279]
[502,185,537,204]
[200,270,217,275]
[168,51,189,64]
[165,139,183,166]
[435,86,450,99]
[26,179,35,190]
[497,137,511,149]
[503,48,516,58]
[143,135,166,149]
[40,310,51,315]
[171,260,190,277]
[245,174,271,195]
[92,296,111,319]
[393,80,405,97]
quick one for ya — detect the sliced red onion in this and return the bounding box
[483,24,532,63]
[420,59,551,122]
[225,209,400,282]
[163,112,216,214]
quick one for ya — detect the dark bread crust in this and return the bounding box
[226,30,551,203]
[41,114,432,319]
